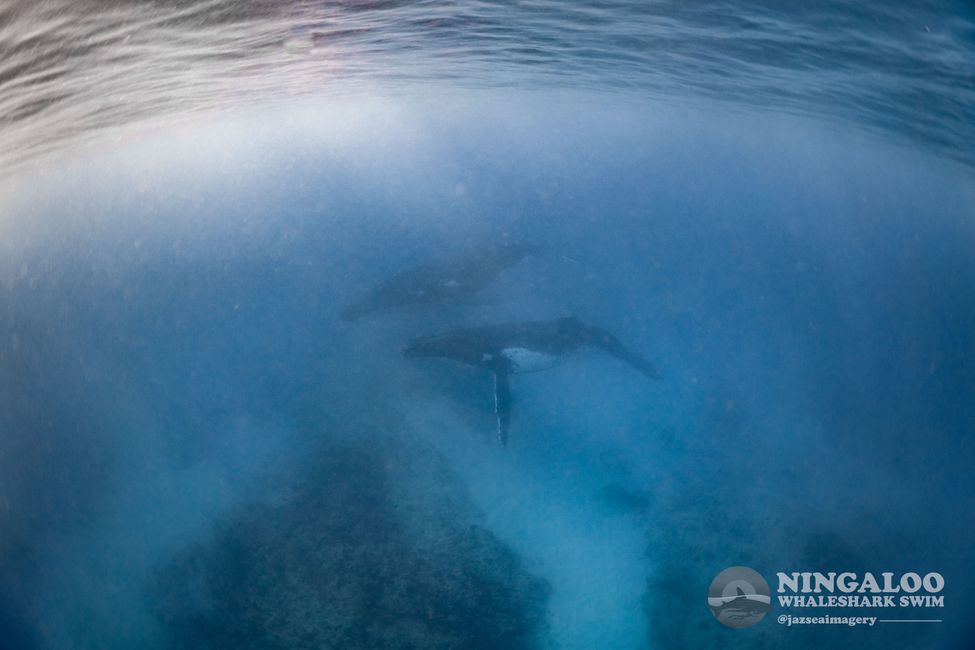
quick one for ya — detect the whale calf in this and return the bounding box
[341,242,535,321]
[404,317,660,445]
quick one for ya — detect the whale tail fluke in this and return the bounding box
[618,349,662,380]
[576,320,662,380]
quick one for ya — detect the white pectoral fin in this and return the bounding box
[493,367,512,447]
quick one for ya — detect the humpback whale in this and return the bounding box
[341,242,535,321]
[403,317,660,446]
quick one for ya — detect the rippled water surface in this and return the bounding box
[2,3,975,650]
[1,0,974,174]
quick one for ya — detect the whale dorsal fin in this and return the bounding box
[736,587,746,596]
[493,366,512,447]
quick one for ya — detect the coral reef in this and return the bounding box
[153,433,549,649]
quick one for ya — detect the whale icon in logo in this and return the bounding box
[710,587,772,621]
[707,566,772,628]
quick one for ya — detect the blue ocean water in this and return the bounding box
[1,2,974,650]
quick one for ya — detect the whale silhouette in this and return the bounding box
[341,242,535,320]
[404,316,660,445]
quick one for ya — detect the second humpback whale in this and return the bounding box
[341,242,535,320]
[404,317,660,446]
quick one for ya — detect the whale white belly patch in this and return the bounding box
[500,347,562,373]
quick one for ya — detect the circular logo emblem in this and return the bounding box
[708,566,772,628]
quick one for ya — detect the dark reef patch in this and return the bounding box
[0,588,39,650]
[152,433,549,649]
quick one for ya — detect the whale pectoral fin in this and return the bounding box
[493,367,512,447]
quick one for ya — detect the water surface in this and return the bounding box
[1,2,974,650]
